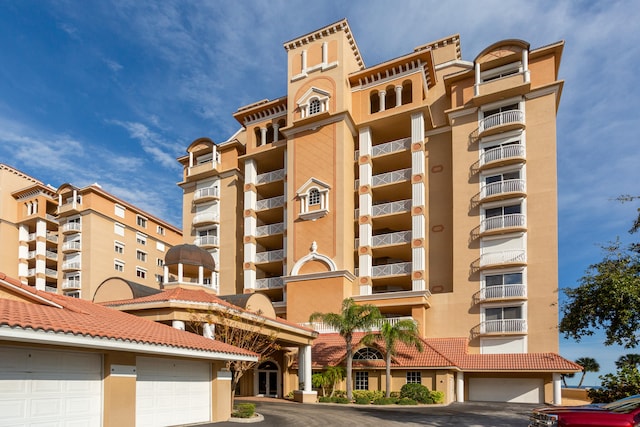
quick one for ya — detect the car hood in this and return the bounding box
[534,404,606,414]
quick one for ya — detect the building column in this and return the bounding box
[456,372,464,402]
[395,85,402,107]
[322,41,328,65]
[273,122,280,142]
[244,160,257,291]
[294,345,317,403]
[260,127,267,146]
[358,127,373,296]
[552,373,562,405]
[411,112,426,291]
[178,263,184,283]
[474,62,481,96]
[203,322,215,339]
[522,48,530,83]
[198,265,204,286]
[379,90,386,112]
[172,320,185,330]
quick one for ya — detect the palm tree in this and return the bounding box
[616,353,640,369]
[575,357,600,388]
[363,319,424,398]
[309,298,382,400]
[561,372,575,387]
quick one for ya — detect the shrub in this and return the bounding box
[333,390,347,398]
[390,391,400,398]
[373,397,398,405]
[355,396,370,405]
[318,396,332,403]
[397,397,418,405]
[400,383,431,404]
[233,403,255,418]
[352,390,384,402]
[332,396,350,404]
[430,390,445,404]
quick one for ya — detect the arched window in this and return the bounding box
[277,119,286,141]
[266,124,274,144]
[401,80,413,105]
[353,347,384,360]
[309,98,321,115]
[386,85,396,109]
[308,188,321,206]
[370,91,380,114]
[254,127,262,146]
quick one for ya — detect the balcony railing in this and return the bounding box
[480,145,526,167]
[371,262,412,278]
[355,137,411,160]
[373,168,412,187]
[480,179,525,200]
[256,222,285,237]
[479,250,526,267]
[46,233,58,243]
[62,241,81,252]
[62,280,81,290]
[480,214,526,233]
[479,284,526,301]
[256,168,285,185]
[192,212,219,225]
[194,235,219,247]
[255,277,284,289]
[256,195,285,211]
[62,222,81,233]
[45,268,57,277]
[46,250,58,260]
[479,110,524,134]
[194,187,219,201]
[480,319,527,334]
[301,316,416,334]
[62,261,81,271]
[255,249,284,263]
[356,200,411,219]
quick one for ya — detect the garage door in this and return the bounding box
[468,377,543,403]
[0,346,102,425]
[136,357,211,427]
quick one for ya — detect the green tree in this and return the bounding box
[561,372,575,387]
[309,298,382,400]
[324,365,345,397]
[616,353,640,369]
[560,198,640,348]
[588,364,640,403]
[574,357,600,388]
[363,319,424,398]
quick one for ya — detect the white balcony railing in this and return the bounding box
[371,262,412,277]
[480,179,526,199]
[27,233,36,241]
[194,187,219,201]
[62,261,81,270]
[255,277,284,289]
[45,268,57,277]
[256,196,285,211]
[479,250,526,267]
[479,284,527,301]
[62,241,81,251]
[62,222,81,233]
[27,251,36,259]
[255,249,284,263]
[256,222,285,237]
[256,168,285,185]
[46,233,58,243]
[45,250,58,260]
[480,144,525,167]
[62,280,81,289]
[194,235,219,247]
[372,168,412,187]
[480,214,526,233]
[479,110,524,133]
[480,319,527,334]
[192,212,219,224]
[301,316,416,334]
[355,137,411,160]
[27,268,35,277]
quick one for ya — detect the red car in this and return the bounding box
[528,395,640,426]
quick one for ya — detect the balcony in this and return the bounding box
[193,187,219,203]
[45,250,58,261]
[62,261,81,271]
[188,158,218,177]
[478,319,527,335]
[355,168,412,190]
[46,233,58,243]
[479,250,526,268]
[479,179,526,202]
[301,316,416,334]
[194,235,219,248]
[256,195,285,211]
[192,212,219,226]
[357,231,412,249]
[256,222,284,237]
[355,199,411,219]
[476,284,527,302]
[355,137,411,160]
[478,110,525,137]
[255,249,284,264]
[479,145,526,170]
[371,262,412,278]
[480,214,526,234]
[62,280,81,290]
[255,277,284,290]
[62,241,82,252]
[45,268,57,278]
[256,168,285,185]
[62,222,81,234]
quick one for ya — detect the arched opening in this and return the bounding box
[254,127,262,146]
[370,90,380,114]
[277,119,286,141]
[385,85,396,109]
[401,80,413,105]
[255,360,280,397]
[266,124,274,144]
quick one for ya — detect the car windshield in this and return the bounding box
[602,395,640,413]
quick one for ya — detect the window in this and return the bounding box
[308,188,321,206]
[355,372,369,390]
[481,62,521,83]
[484,103,519,119]
[483,169,523,197]
[483,272,525,299]
[157,225,165,235]
[114,222,125,236]
[406,372,422,384]
[115,204,126,218]
[297,180,330,221]
[156,242,165,252]
[137,215,147,228]
[114,241,124,254]
[114,260,124,272]
[155,274,163,283]
[485,305,523,321]
[65,291,81,298]
[483,203,524,231]
[353,347,384,360]
[136,232,147,245]
[157,258,164,267]
[480,133,523,166]
[136,250,147,262]
[309,98,321,115]
[136,268,146,279]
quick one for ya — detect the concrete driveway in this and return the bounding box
[205,398,538,426]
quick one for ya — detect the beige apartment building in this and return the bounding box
[0,164,182,299]
[177,20,577,403]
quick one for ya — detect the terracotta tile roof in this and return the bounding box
[0,273,256,359]
[309,332,581,372]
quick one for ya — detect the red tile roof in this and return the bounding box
[309,333,581,372]
[0,273,257,359]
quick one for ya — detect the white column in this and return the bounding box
[172,320,185,330]
[300,345,312,392]
[198,265,204,285]
[322,41,328,65]
[456,372,464,402]
[553,373,562,405]
[379,90,386,112]
[523,48,530,83]
[178,263,183,283]
[273,122,280,142]
[244,160,257,291]
[301,50,307,73]
[411,112,426,291]
[189,151,194,168]
[358,127,373,296]
[395,85,402,107]
[203,322,215,339]
[474,62,481,96]
[163,265,169,284]
[260,127,267,146]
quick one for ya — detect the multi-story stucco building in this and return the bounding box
[0,164,182,299]
[177,20,576,403]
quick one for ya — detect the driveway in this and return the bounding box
[206,398,538,426]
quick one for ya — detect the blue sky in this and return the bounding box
[1,1,639,386]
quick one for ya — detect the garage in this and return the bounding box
[136,356,212,426]
[468,377,544,403]
[0,346,102,425]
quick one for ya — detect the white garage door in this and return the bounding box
[468,377,544,403]
[0,346,102,426]
[136,357,211,427]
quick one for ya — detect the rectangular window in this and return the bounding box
[114,260,124,272]
[155,274,163,283]
[65,291,81,298]
[114,222,125,236]
[136,232,147,245]
[156,242,165,252]
[115,204,126,218]
[157,258,164,267]
[137,215,147,228]
[157,225,165,235]
[406,372,422,384]
[136,268,147,279]
[114,241,124,254]
[136,250,147,262]
[355,372,369,390]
